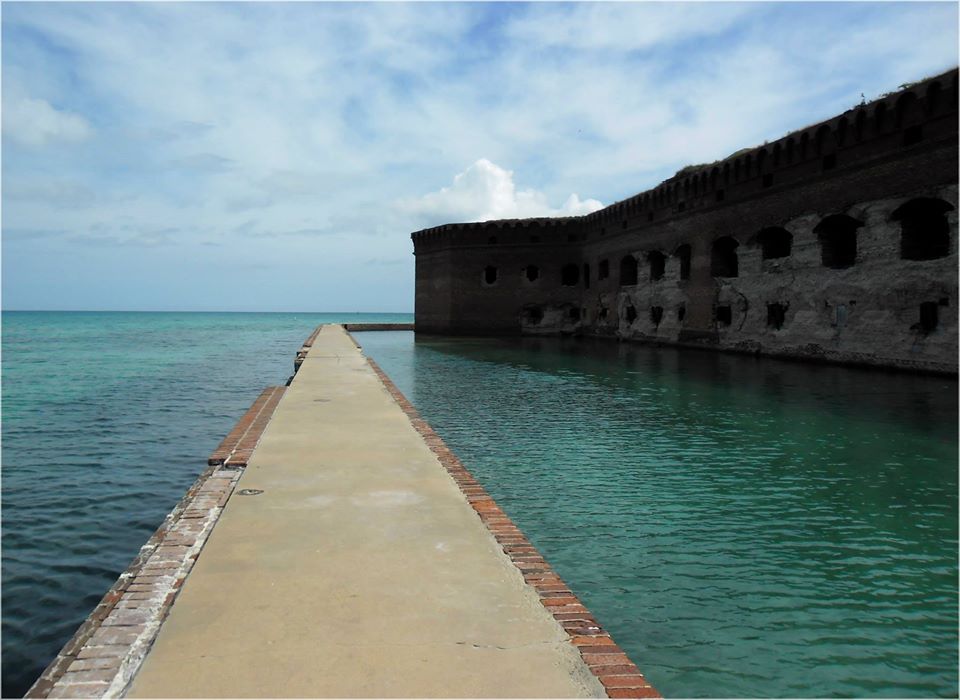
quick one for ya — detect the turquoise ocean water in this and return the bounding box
[1,311,410,697]
[2,313,957,697]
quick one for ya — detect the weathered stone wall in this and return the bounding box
[411,70,959,374]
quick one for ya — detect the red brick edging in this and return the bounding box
[26,387,286,699]
[361,350,661,699]
[208,386,286,467]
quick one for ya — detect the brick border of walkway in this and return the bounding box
[208,386,286,467]
[26,387,286,699]
[357,342,661,699]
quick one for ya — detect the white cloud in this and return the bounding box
[504,3,752,52]
[398,159,604,227]
[1,2,956,310]
[3,96,92,147]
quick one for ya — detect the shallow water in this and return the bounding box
[0,311,411,698]
[357,331,958,698]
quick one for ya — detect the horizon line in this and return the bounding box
[1,309,415,314]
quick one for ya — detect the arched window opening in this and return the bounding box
[561,263,580,286]
[837,117,848,145]
[675,244,691,280]
[893,198,953,260]
[815,125,832,155]
[583,263,591,289]
[711,237,739,278]
[917,302,939,334]
[677,305,686,322]
[484,266,498,284]
[598,259,610,280]
[815,214,863,269]
[525,265,540,282]
[625,305,637,324]
[715,305,732,327]
[895,92,919,127]
[874,102,887,132]
[648,251,666,281]
[800,132,810,159]
[650,306,664,327]
[854,110,866,140]
[767,303,787,330]
[620,255,638,286]
[598,306,609,321]
[757,227,793,260]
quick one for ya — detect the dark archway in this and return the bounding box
[815,215,863,269]
[561,263,580,286]
[620,256,638,286]
[892,198,953,260]
[711,237,739,278]
[757,227,792,260]
[767,303,787,330]
[648,251,666,281]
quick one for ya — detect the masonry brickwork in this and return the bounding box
[412,70,959,374]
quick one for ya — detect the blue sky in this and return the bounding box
[2,2,957,312]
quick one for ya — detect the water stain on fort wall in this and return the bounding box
[412,70,959,374]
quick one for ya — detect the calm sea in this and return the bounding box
[2,314,957,697]
[0,311,410,698]
[357,331,959,698]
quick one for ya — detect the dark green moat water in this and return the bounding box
[357,331,958,698]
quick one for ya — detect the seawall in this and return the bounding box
[29,325,658,698]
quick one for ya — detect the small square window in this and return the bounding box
[715,305,732,326]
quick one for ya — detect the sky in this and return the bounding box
[2,2,957,312]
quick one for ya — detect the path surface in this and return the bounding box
[127,325,604,698]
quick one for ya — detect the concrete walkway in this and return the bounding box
[127,325,604,698]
